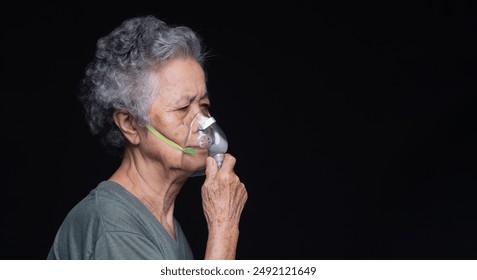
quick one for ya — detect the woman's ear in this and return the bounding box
[113,109,141,145]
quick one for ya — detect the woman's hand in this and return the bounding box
[201,153,248,259]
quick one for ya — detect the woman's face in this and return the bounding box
[146,57,211,173]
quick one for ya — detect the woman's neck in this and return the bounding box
[109,153,186,240]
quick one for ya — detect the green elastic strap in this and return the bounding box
[146,124,196,155]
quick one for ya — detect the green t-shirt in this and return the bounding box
[47,181,194,260]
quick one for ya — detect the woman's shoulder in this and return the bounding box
[90,181,142,219]
[63,181,141,230]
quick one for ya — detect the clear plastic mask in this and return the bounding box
[192,113,228,168]
[146,112,228,176]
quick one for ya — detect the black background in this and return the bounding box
[2,1,476,260]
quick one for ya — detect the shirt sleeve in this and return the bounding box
[93,231,165,260]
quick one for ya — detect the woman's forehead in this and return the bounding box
[156,90,209,106]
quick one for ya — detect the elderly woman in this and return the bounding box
[47,15,248,260]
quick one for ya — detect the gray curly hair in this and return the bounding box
[79,15,207,154]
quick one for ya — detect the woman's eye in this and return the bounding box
[201,105,211,115]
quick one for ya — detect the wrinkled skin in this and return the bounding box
[202,155,248,259]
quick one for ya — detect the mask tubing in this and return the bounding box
[146,124,196,155]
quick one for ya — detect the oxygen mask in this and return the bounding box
[193,113,228,168]
[146,112,228,175]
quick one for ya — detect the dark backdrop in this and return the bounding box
[2,1,476,260]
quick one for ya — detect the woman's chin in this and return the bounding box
[181,154,207,173]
